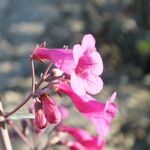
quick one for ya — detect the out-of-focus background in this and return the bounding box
[0,0,149,150]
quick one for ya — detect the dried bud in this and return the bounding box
[21,119,29,136]
[51,68,64,77]
[40,94,61,124]
[34,101,47,129]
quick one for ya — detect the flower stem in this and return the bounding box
[30,56,36,94]
[4,63,52,118]
[4,93,32,118]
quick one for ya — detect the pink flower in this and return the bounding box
[32,34,103,95]
[71,34,103,95]
[58,125,106,150]
[56,83,118,137]
[34,101,47,129]
[40,94,62,124]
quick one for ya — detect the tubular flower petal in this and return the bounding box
[58,125,106,150]
[32,44,75,75]
[40,94,61,124]
[34,101,47,129]
[56,83,118,137]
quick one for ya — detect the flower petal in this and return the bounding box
[89,51,103,75]
[58,125,93,142]
[82,34,96,52]
[70,72,86,95]
[73,44,84,65]
[84,75,103,95]
[33,47,75,75]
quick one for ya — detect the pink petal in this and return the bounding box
[110,92,117,103]
[84,75,103,95]
[58,125,106,150]
[89,51,103,75]
[73,44,84,65]
[70,72,86,95]
[90,117,110,137]
[82,34,96,52]
[58,125,93,142]
[56,83,104,116]
[66,141,85,150]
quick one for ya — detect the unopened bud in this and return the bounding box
[40,94,61,124]
[34,101,47,129]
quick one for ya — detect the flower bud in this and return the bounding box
[40,94,61,124]
[34,101,47,129]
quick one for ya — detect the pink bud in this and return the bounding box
[40,94,61,124]
[34,101,47,129]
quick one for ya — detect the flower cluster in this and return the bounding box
[32,34,118,149]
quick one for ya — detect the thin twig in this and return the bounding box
[30,56,36,94]
[4,63,52,118]
[0,97,13,150]
[8,120,33,149]
[42,124,59,150]
[4,93,32,118]
[42,63,52,79]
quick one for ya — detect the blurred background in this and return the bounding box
[0,0,149,149]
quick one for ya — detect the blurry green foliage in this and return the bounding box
[137,39,150,54]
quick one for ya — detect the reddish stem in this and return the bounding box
[4,63,52,118]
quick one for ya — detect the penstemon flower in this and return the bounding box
[32,34,103,95]
[55,82,118,137]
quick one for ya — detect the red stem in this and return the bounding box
[4,63,52,118]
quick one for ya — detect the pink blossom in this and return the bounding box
[40,94,61,124]
[34,101,47,129]
[56,83,118,137]
[32,34,103,95]
[58,125,106,150]
[71,34,103,95]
